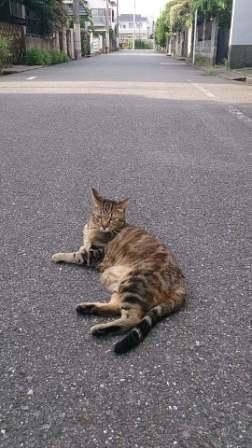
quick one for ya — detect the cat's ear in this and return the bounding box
[91,188,103,206]
[117,198,129,211]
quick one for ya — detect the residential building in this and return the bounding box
[0,0,66,63]
[88,0,119,53]
[119,14,153,45]
[229,0,252,68]
[63,0,119,53]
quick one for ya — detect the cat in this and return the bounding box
[52,189,186,354]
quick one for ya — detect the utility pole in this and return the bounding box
[133,0,136,50]
[105,0,110,53]
[192,8,198,64]
[116,0,119,50]
[73,0,81,59]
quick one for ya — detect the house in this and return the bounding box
[229,0,252,68]
[0,0,72,62]
[63,0,119,54]
[88,0,119,53]
[119,14,153,47]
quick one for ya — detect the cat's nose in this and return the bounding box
[100,226,110,232]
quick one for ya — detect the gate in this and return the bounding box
[216,29,229,64]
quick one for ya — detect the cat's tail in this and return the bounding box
[114,290,185,355]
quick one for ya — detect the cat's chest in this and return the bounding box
[82,224,113,250]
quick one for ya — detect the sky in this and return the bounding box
[119,0,168,19]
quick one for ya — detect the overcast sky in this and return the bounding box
[119,0,168,19]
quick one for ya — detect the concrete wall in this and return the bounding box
[168,28,192,59]
[0,22,25,64]
[195,19,218,65]
[229,0,252,68]
[25,36,56,51]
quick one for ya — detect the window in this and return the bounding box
[9,0,23,18]
[92,8,106,17]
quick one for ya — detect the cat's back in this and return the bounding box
[100,225,178,270]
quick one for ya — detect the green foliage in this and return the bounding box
[25,48,68,65]
[168,0,192,32]
[0,37,11,72]
[134,40,153,50]
[155,0,192,42]
[49,49,69,63]
[192,0,232,28]
[25,48,42,65]
[192,0,232,14]
[155,0,232,42]
[155,10,169,48]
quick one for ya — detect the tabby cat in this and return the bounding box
[52,189,186,354]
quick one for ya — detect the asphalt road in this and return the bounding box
[0,52,251,448]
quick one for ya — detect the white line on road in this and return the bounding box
[189,80,252,127]
[160,62,186,65]
[26,76,37,80]
[227,105,252,126]
[191,82,216,98]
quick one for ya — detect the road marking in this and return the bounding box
[191,82,216,98]
[160,62,185,65]
[227,105,252,125]
[26,76,37,80]
[189,80,252,127]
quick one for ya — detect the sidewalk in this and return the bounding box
[169,55,252,85]
[199,64,252,85]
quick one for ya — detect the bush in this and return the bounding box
[49,50,69,64]
[0,37,11,72]
[42,50,53,65]
[25,48,45,65]
[134,39,154,50]
[25,48,69,65]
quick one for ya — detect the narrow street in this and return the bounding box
[0,52,251,448]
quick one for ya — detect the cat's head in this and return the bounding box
[90,189,128,234]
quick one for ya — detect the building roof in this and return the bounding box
[119,14,148,22]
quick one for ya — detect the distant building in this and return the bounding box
[63,0,119,53]
[119,14,153,45]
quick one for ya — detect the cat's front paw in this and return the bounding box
[51,253,65,263]
[76,303,96,315]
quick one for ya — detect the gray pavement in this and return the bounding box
[0,52,251,448]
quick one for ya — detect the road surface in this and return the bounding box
[0,52,251,448]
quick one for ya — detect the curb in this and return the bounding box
[169,56,252,85]
[2,65,44,75]
[193,62,252,85]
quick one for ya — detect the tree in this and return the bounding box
[192,0,232,28]
[168,0,192,32]
[155,0,232,42]
[155,10,169,47]
[192,0,232,14]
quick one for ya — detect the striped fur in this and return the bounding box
[52,189,186,354]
